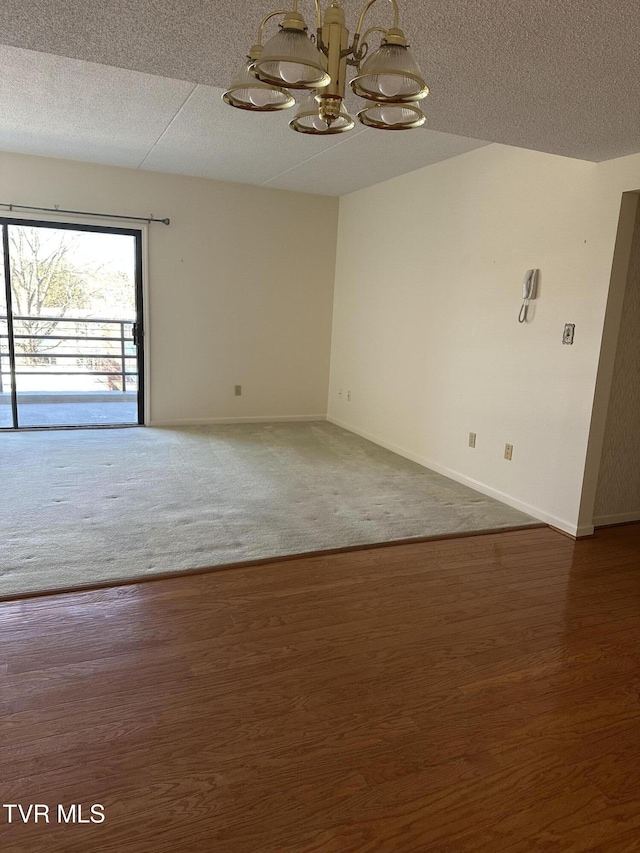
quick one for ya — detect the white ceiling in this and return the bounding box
[0,44,487,195]
[0,1,639,195]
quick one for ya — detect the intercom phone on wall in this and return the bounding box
[519,269,539,323]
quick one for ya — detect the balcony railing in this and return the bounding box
[0,315,139,394]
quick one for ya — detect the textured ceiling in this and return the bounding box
[0,0,639,194]
[0,43,487,195]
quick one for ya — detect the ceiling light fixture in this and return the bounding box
[223,0,429,135]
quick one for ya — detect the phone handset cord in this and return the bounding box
[518,299,529,323]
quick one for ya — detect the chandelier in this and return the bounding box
[223,0,429,134]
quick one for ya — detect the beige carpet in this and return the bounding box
[0,421,539,598]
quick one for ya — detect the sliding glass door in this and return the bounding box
[0,219,144,429]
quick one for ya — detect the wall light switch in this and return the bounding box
[563,324,575,345]
[469,432,476,448]
[234,385,242,396]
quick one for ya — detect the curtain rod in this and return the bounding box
[0,202,170,225]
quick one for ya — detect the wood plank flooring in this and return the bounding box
[0,524,639,852]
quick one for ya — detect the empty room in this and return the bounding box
[1,1,639,851]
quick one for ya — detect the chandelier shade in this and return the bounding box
[222,60,296,111]
[357,100,426,129]
[350,43,429,103]
[251,28,330,90]
[290,94,355,134]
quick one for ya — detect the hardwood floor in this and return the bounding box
[1,524,639,852]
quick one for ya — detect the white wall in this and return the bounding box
[328,144,640,535]
[0,151,339,425]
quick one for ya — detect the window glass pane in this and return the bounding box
[0,227,13,428]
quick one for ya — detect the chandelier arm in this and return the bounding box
[349,26,385,62]
[292,0,323,30]
[256,10,291,45]
[354,0,399,41]
[360,25,386,44]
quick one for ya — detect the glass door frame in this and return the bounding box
[0,216,145,430]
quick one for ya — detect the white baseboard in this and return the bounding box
[327,415,580,537]
[593,510,640,528]
[148,414,328,427]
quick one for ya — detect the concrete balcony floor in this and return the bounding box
[0,391,139,428]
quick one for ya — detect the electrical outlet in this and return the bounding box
[234,385,242,396]
[563,323,575,345]
[347,390,351,402]
[504,443,513,461]
[469,432,476,448]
